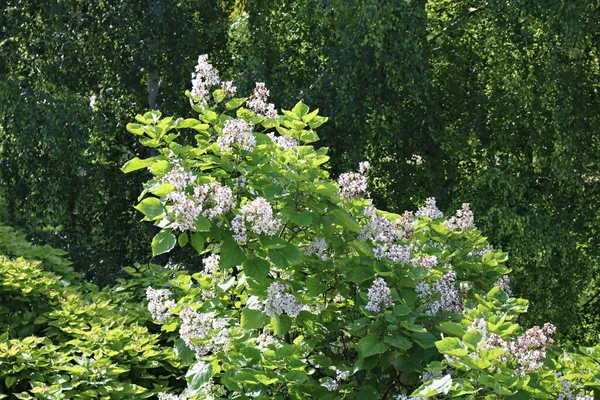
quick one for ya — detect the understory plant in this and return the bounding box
[0,226,183,399]
[125,55,600,399]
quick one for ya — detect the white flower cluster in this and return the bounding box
[337,162,369,199]
[232,197,282,243]
[373,244,411,263]
[395,394,417,400]
[191,54,220,103]
[179,307,229,357]
[267,133,298,151]
[321,366,351,391]
[264,282,303,318]
[203,253,220,276]
[199,181,236,220]
[494,275,512,295]
[411,255,438,269]
[166,180,235,232]
[322,379,338,391]
[416,271,464,316]
[421,369,443,383]
[445,203,475,231]
[415,197,444,219]
[469,244,491,257]
[558,380,594,400]
[468,318,488,335]
[365,277,394,312]
[303,237,328,261]
[162,162,196,191]
[217,118,256,152]
[221,81,237,97]
[158,393,188,400]
[247,82,278,118]
[204,380,227,399]
[256,332,276,350]
[146,287,176,323]
[359,206,398,244]
[485,323,556,374]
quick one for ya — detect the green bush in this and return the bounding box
[0,226,184,399]
[125,56,599,399]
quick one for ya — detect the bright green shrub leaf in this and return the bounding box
[134,197,163,219]
[241,309,266,330]
[178,232,189,247]
[437,322,466,337]
[225,98,247,110]
[435,337,468,356]
[191,233,205,254]
[220,235,245,269]
[121,157,155,173]
[186,361,213,395]
[412,374,452,398]
[383,334,413,350]
[151,229,176,256]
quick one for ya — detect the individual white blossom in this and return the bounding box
[303,237,328,261]
[89,93,97,110]
[247,82,278,118]
[264,282,303,318]
[217,118,256,152]
[359,161,370,175]
[469,244,491,257]
[256,333,276,350]
[232,197,282,243]
[411,154,424,165]
[191,54,220,103]
[179,307,229,357]
[267,133,298,151]
[494,275,512,295]
[468,318,488,336]
[365,277,394,312]
[158,393,188,400]
[415,197,443,219]
[338,163,369,199]
[221,80,237,97]
[446,203,475,231]
[146,287,176,323]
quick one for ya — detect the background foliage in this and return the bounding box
[1,0,599,343]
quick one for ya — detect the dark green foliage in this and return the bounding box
[0,225,184,398]
[0,0,232,283]
[232,0,600,343]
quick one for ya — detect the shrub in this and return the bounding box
[125,56,599,399]
[0,226,184,399]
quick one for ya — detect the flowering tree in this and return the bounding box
[125,55,600,399]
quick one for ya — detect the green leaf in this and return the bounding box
[152,229,176,256]
[121,157,155,173]
[191,233,205,253]
[306,276,328,296]
[411,374,452,398]
[134,197,163,219]
[220,235,245,269]
[226,97,247,110]
[358,335,390,357]
[383,334,413,350]
[5,376,16,388]
[186,361,213,395]
[435,337,468,357]
[243,256,270,279]
[331,208,360,232]
[357,385,379,400]
[178,232,189,247]
[292,101,310,118]
[174,338,195,363]
[437,322,466,337]
[241,309,266,330]
[463,329,484,351]
[193,215,212,232]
